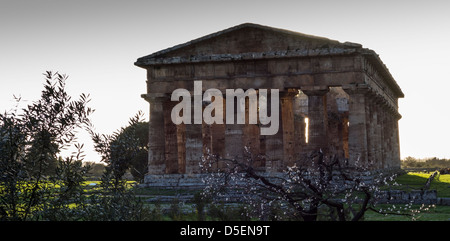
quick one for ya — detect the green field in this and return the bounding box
[365,204,450,221]
[363,172,450,221]
[62,172,450,221]
[393,172,450,197]
[2,172,449,221]
[131,172,450,221]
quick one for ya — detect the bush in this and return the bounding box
[89,112,148,184]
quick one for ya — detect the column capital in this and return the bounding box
[280,88,299,99]
[301,86,329,96]
[141,93,169,102]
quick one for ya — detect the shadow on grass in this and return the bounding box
[394,172,450,198]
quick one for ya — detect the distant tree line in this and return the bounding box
[83,161,106,180]
[402,156,450,169]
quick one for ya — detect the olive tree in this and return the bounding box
[0,71,93,220]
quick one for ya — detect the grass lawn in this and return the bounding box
[365,204,450,221]
[393,172,450,197]
[85,172,450,221]
[364,171,450,221]
[133,171,450,221]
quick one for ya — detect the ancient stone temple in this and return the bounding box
[135,23,404,187]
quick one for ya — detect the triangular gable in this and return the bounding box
[136,23,356,65]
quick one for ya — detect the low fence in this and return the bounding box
[374,189,450,205]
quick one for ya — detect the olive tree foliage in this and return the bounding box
[0,72,155,221]
[0,71,93,220]
[201,148,419,221]
[88,111,148,184]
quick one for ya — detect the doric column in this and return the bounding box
[343,85,369,166]
[185,98,203,174]
[302,87,330,154]
[144,94,167,175]
[163,100,179,174]
[280,89,297,167]
[202,94,225,172]
[224,96,244,162]
[209,122,225,170]
[379,104,387,168]
[392,112,402,168]
[243,94,261,168]
[177,122,186,174]
[372,98,382,169]
[385,111,393,168]
[265,92,283,172]
[365,92,378,168]
[202,111,212,171]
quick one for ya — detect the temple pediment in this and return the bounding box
[136,23,403,99]
[135,23,361,66]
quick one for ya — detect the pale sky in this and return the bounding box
[1,0,449,162]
